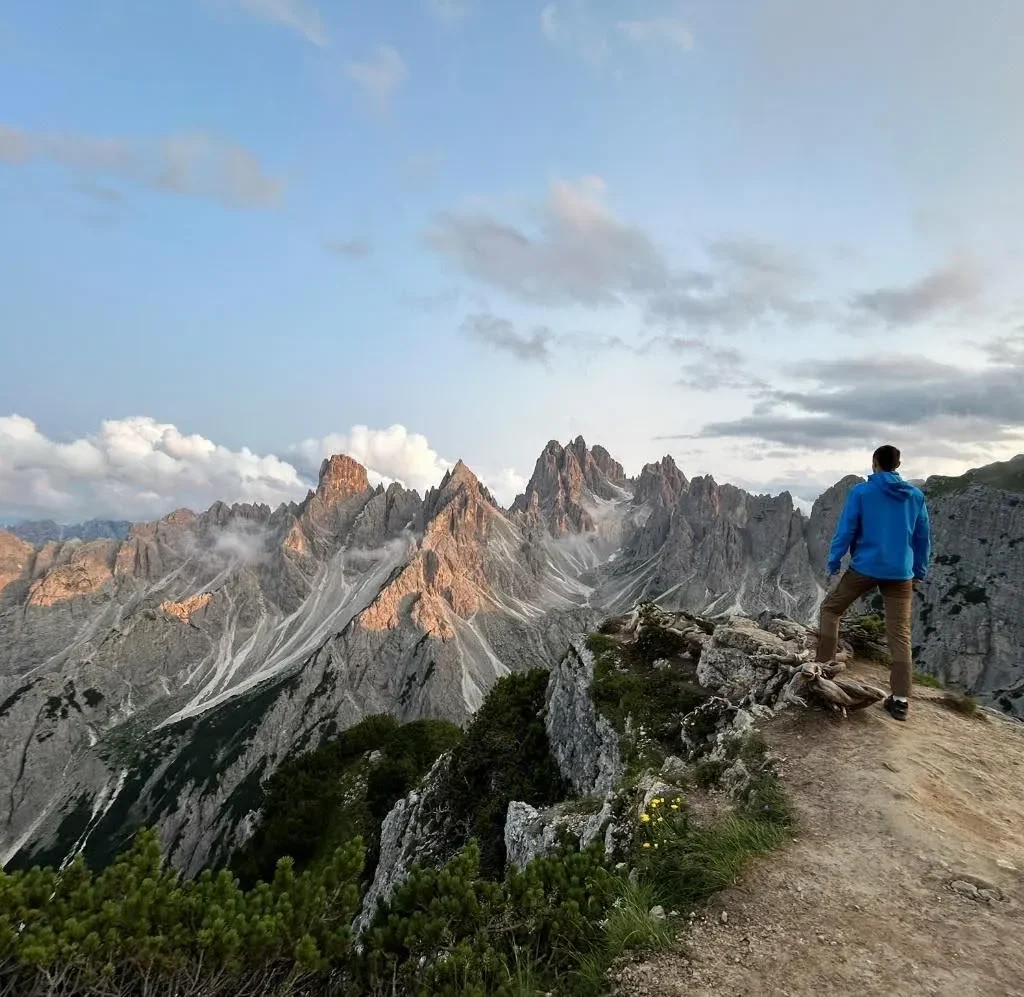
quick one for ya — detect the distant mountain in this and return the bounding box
[1,441,1021,877]
[925,453,1024,497]
[4,518,132,546]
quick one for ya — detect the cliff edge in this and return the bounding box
[615,663,1024,996]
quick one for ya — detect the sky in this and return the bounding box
[2,0,1023,523]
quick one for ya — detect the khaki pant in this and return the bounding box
[816,569,914,698]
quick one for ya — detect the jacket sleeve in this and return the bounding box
[912,498,931,581]
[827,489,860,575]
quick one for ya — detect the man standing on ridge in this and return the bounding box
[816,444,931,721]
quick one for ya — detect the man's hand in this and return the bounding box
[828,573,841,593]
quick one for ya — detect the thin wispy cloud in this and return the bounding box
[324,237,372,259]
[0,124,284,209]
[850,261,982,325]
[347,45,409,110]
[617,15,694,51]
[460,313,556,364]
[232,0,328,46]
[539,2,610,65]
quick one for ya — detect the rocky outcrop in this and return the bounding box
[0,529,33,598]
[160,593,214,623]
[354,754,455,934]
[544,638,623,796]
[504,797,613,870]
[26,539,119,606]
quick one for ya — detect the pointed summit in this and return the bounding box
[634,455,688,509]
[317,454,371,498]
[512,437,628,534]
[422,459,499,529]
[283,454,374,558]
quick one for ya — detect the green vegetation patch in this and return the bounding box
[587,612,707,766]
[233,713,462,886]
[438,669,568,881]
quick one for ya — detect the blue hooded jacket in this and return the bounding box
[827,472,931,581]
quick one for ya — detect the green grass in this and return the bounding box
[568,876,675,996]
[913,670,944,690]
[642,813,787,911]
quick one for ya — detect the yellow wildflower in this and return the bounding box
[640,813,651,823]
[642,842,651,849]
[657,817,664,823]
[670,804,679,811]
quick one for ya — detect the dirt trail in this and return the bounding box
[614,665,1024,997]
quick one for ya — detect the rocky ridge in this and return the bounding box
[1,440,1021,874]
[361,602,861,922]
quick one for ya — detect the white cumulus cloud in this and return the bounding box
[289,425,455,495]
[0,415,306,523]
[0,416,527,524]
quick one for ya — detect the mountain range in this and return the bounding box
[1,438,1021,874]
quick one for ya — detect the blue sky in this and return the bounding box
[2,0,1023,521]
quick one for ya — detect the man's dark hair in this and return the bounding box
[873,444,901,472]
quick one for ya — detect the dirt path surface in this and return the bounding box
[614,666,1024,997]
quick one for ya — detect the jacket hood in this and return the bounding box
[868,471,915,502]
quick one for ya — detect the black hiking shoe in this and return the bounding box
[883,696,908,722]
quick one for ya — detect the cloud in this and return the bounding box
[0,415,306,523]
[347,45,408,109]
[427,0,472,24]
[484,468,528,506]
[616,15,693,51]
[233,0,328,46]
[655,336,768,392]
[539,2,610,65]
[460,313,556,363]
[290,424,526,506]
[691,342,1024,459]
[0,416,529,523]
[0,125,283,209]
[850,261,982,325]
[289,425,454,496]
[647,237,826,333]
[427,186,825,338]
[324,237,372,259]
[426,176,669,307]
